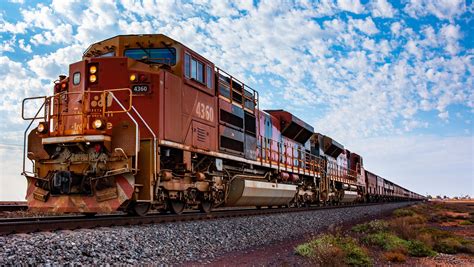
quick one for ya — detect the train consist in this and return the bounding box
[21,34,423,215]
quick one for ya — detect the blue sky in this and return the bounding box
[0,0,473,200]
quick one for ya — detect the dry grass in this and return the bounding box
[384,251,407,263]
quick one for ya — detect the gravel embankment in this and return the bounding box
[0,202,413,265]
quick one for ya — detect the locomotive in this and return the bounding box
[21,34,423,215]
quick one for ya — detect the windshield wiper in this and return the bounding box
[135,42,151,59]
[161,41,176,57]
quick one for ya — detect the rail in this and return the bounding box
[216,67,259,113]
[0,202,414,235]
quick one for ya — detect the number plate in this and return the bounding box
[132,84,150,93]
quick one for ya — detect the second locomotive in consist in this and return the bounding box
[22,34,423,215]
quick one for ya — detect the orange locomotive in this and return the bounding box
[21,34,423,215]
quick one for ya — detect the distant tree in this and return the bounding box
[436,195,442,199]
[443,195,448,199]
[426,195,432,199]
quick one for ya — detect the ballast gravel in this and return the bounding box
[0,202,412,265]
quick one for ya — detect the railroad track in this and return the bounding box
[0,202,28,212]
[0,202,415,235]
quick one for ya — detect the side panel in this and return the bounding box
[182,83,217,151]
[164,72,182,142]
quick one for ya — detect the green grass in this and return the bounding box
[352,220,389,234]
[407,240,436,257]
[459,220,473,225]
[363,232,410,251]
[393,208,415,217]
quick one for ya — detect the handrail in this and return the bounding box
[131,106,157,184]
[22,100,47,176]
[109,92,139,175]
[256,134,357,182]
[21,88,137,177]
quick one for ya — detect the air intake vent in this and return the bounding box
[220,136,244,152]
[244,112,256,136]
[196,127,207,142]
[220,109,243,129]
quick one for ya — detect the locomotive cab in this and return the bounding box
[21,34,183,214]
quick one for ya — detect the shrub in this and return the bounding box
[460,241,474,254]
[295,234,372,266]
[363,232,410,252]
[434,237,463,254]
[384,251,407,263]
[459,220,473,225]
[407,240,436,257]
[295,234,345,266]
[352,220,389,234]
[390,216,425,240]
[295,243,313,257]
[393,208,414,217]
[340,237,373,266]
[415,232,434,249]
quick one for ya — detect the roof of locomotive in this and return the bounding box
[83,34,188,59]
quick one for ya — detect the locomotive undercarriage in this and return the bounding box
[140,146,363,216]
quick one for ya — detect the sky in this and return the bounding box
[0,0,472,200]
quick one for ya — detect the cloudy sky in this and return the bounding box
[0,0,472,200]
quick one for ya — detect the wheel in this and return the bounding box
[127,202,150,216]
[134,202,150,216]
[169,200,185,215]
[199,200,212,214]
[256,206,261,210]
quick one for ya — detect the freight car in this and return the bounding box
[21,34,423,215]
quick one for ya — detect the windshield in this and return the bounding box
[124,48,176,65]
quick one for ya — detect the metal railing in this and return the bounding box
[216,67,259,113]
[21,88,135,176]
[257,135,325,177]
[256,135,358,181]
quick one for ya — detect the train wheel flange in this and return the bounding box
[127,202,150,216]
[199,200,212,214]
[169,200,185,214]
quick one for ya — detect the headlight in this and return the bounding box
[130,74,137,82]
[93,119,104,129]
[89,74,97,83]
[89,65,97,74]
[37,122,47,133]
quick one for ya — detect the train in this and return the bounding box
[21,34,424,216]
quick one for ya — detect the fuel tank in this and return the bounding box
[340,190,358,203]
[225,178,297,206]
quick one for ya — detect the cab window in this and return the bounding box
[184,52,212,89]
[124,48,176,65]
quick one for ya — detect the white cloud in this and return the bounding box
[21,4,61,30]
[349,17,379,35]
[404,0,466,21]
[439,24,462,55]
[0,37,15,54]
[370,0,396,18]
[27,44,84,80]
[337,0,365,14]
[0,16,28,34]
[31,24,74,45]
[18,39,32,53]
